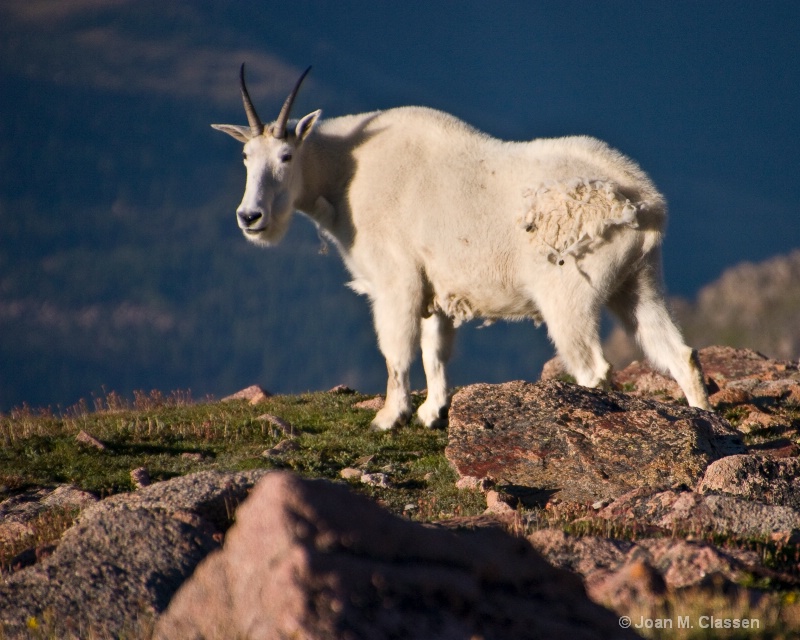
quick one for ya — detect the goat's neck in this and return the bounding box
[295,128,356,239]
[295,113,382,250]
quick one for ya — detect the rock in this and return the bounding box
[613,361,683,402]
[42,485,96,510]
[613,346,800,406]
[263,438,300,457]
[222,385,271,404]
[130,466,151,489]
[738,408,786,433]
[0,484,97,532]
[697,346,796,384]
[528,529,770,604]
[484,489,517,517]
[697,454,800,510]
[587,552,667,613]
[596,487,800,540]
[354,395,385,411]
[0,505,215,637]
[633,538,760,590]
[328,384,356,394]
[784,383,800,404]
[361,472,390,488]
[155,472,635,640]
[0,521,32,548]
[75,429,106,450]
[540,355,568,380]
[340,467,363,480]
[0,471,267,638]
[180,452,206,462]
[709,387,753,409]
[446,380,745,504]
[0,485,97,553]
[90,470,269,530]
[725,378,800,405]
[756,442,800,458]
[455,475,496,492]
[255,413,296,436]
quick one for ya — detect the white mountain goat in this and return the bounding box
[212,65,711,430]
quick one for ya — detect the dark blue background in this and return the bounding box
[1,2,798,410]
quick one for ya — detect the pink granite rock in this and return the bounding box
[697,454,800,510]
[446,380,744,505]
[155,472,635,640]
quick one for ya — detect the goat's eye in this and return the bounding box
[280,153,293,163]
[242,151,247,161]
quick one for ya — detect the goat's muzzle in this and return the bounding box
[237,209,263,228]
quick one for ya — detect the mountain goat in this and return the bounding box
[212,65,711,430]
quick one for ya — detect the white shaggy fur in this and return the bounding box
[213,90,710,430]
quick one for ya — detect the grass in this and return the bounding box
[0,389,486,563]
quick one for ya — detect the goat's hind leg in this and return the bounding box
[417,311,456,428]
[607,253,710,410]
[537,288,612,390]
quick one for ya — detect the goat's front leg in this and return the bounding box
[417,311,455,428]
[370,294,421,431]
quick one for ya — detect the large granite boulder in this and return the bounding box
[446,379,745,504]
[596,487,800,541]
[155,471,635,640]
[0,470,267,638]
[697,454,800,509]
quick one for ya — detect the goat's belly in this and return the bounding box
[427,286,541,327]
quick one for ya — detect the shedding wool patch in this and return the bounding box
[521,178,645,265]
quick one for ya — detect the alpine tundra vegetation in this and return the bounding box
[213,65,711,431]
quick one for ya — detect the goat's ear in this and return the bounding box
[295,110,322,143]
[211,124,253,143]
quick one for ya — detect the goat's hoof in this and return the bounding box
[369,421,393,433]
[370,408,411,432]
[421,416,448,430]
[416,401,449,429]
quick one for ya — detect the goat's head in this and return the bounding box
[212,64,320,246]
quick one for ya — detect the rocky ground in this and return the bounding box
[1,346,799,638]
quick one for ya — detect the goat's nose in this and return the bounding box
[237,210,263,227]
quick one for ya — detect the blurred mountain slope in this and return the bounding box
[605,250,800,368]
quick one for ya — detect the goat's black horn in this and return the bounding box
[239,63,264,136]
[272,66,312,139]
